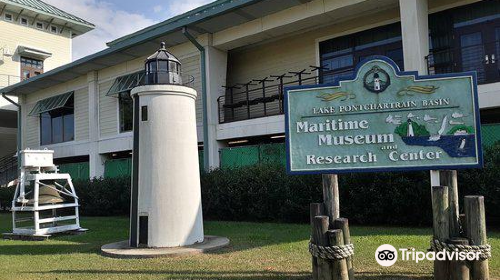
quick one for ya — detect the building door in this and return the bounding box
[20,57,44,81]
[486,26,500,82]
[455,18,500,84]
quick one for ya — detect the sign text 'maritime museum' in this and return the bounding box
[285,56,483,174]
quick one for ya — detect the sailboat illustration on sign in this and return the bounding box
[428,116,448,141]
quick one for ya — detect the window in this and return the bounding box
[141,106,148,121]
[428,1,500,84]
[50,25,58,34]
[40,96,74,145]
[4,13,12,21]
[35,22,43,29]
[119,91,133,132]
[319,23,404,84]
[21,57,43,80]
[20,17,28,26]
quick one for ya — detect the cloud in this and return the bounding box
[43,0,157,60]
[42,0,216,60]
[164,0,214,17]
[153,5,163,13]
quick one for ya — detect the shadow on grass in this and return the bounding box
[0,244,96,255]
[34,269,433,280]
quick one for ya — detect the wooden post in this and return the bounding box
[441,170,460,237]
[328,229,349,280]
[432,185,450,280]
[460,213,467,237]
[311,203,324,280]
[322,174,340,224]
[449,238,470,280]
[464,196,489,280]
[313,216,333,280]
[334,218,354,280]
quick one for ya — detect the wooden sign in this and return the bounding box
[285,56,482,174]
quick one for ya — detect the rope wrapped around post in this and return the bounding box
[429,239,492,260]
[309,239,354,260]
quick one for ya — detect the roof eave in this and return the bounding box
[106,0,263,47]
[2,1,95,31]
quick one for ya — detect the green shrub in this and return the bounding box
[200,165,432,225]
[74,177,130,216]
[0,185,15,210]
[70,144,500,226]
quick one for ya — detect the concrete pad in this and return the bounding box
[101,235,230,259]
[2,228,88,241]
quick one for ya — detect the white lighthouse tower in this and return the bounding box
[130,43,204,248]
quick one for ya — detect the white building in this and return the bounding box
[0,0,93,165]
[1,0,499,179]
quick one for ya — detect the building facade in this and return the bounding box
[1,0,500,179]
[0,0,94,162]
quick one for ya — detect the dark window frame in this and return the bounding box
[21,57,44,81]
[118,91,133,133]
[428,1,500,84]
[319,22,404,84]
[40,96,74,145]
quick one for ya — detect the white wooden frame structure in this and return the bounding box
[11,150,81,236]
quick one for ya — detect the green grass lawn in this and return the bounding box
[0,213,498,280]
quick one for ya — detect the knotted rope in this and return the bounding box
[309,241,354,260]
[429,239,491,260]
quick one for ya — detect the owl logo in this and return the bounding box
[363,66,390,93]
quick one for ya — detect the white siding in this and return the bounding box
[181,55,202,124]
[98,79,118,138]
[74,87,89,141]
[24,102,38,148]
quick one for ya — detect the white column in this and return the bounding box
[399,0,429,74]
[87,71,105,178]
[205,46,228,169]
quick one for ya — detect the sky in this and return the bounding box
[43,0,215,60]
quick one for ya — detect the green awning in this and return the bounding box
[28,91,73,116]
[106,71,145,96]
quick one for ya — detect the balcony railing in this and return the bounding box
[427,40,500,85]
[0,74,21,89]
[218,67,326,124]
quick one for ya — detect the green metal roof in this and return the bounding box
[28,91,73,116]
[1,0,94,28]
[107,71,145,96]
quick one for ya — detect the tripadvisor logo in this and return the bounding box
[375,244,482,267]
[375,244,398,266]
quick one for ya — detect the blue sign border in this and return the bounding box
[284,56,483,175]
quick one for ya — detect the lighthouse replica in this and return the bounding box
[129,43,203,248]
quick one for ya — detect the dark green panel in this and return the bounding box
[481,124,500,147]
[58,162,89,181]
[220,146,260,169]
[104,158,132,178]
[198,150,204,171]
[259,143,286,165]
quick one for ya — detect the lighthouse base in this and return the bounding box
[101,235,229,259]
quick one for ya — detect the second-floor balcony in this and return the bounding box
[218,67,323,124]
[219,41,500,124]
